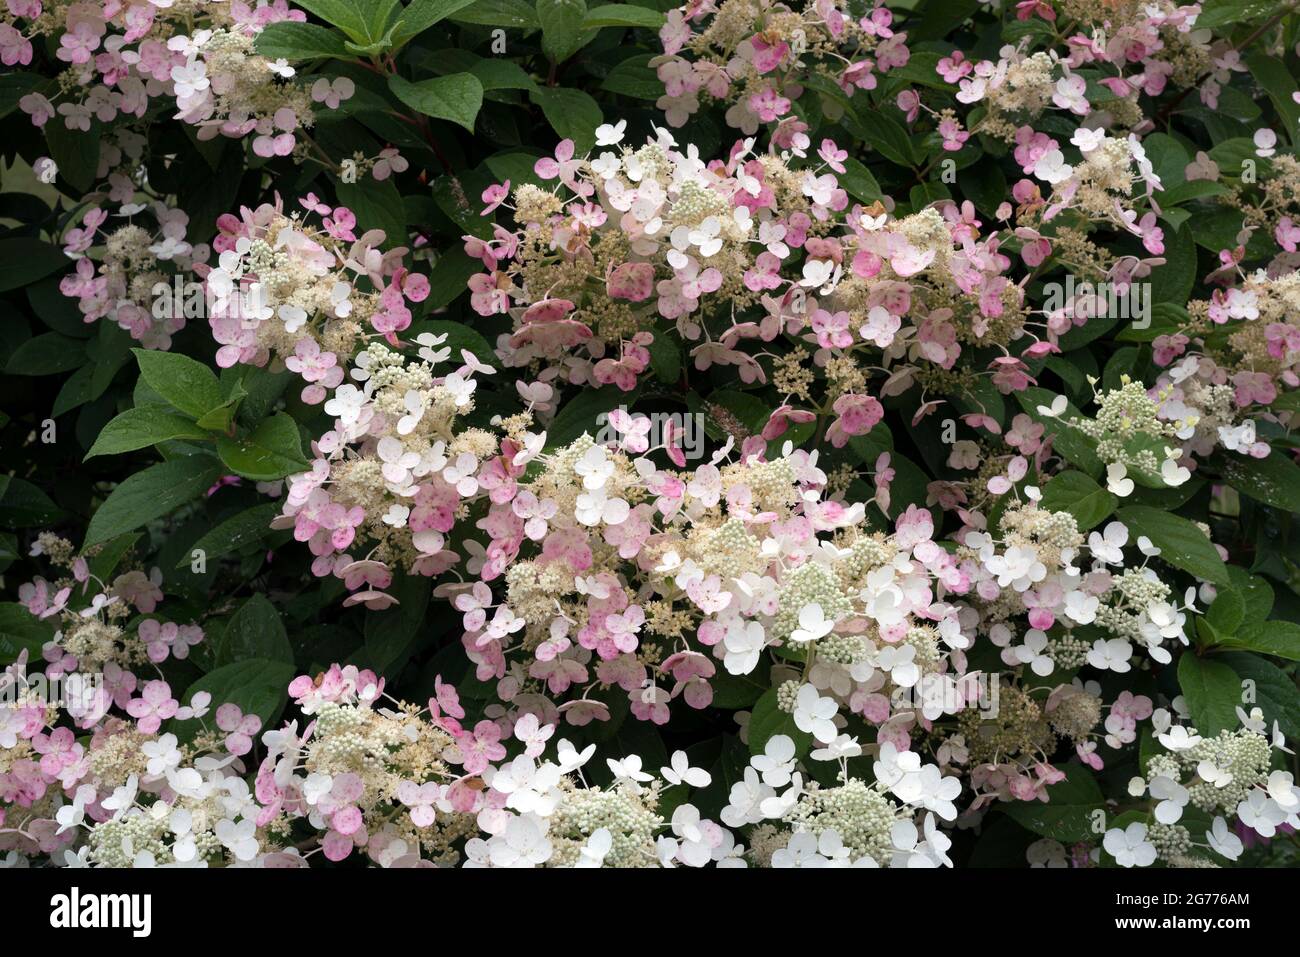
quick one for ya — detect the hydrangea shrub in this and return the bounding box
[2,0,1300,869]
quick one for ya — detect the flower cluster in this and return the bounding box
[471,125,1040,446]
[655,0,910,137]
[9,635,1293,868]
[1093,707,1297,868]
[19,533,196,680]
[59,198,208,350]
[10,1,336,157]
[203,196,429,401]
[272,336,500,607]
[1153,267,1300,441]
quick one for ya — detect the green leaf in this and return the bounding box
[1203,586,1246,640]
[538,0,594,62]
[582,3,664,27]
[0,476,65,527]
[216,413,310,481]
[601,55,662,99]
[0,602,55,667]
[1228,566,1274,624]
[1221,651,1300,741]
[1142,132,1189,188]
[195,400,240,433]
[467,60,541,94]
[708,665,769,709]
[86,407,212,459]
[483,151,544,189]
[960,156,1008,217]
[171,659,295,742]
[88,322,133,396]
[1216,450,1300,514]
[547,384,639,448]
[747,687,811,757]
[0,239,70,293]
[647,333,681,384]
[6,333,86,376]
[292,0,401,46]
[433,171,493,238]
[705,389,772,433]
[909,181,951,211]
[86,532,141,583]
[1190,0,1286,27]
[182,503,281,568]
[392,0,482,44]
[232,366,292,427]
[1116,506,1230,586]
[1014,388,1103,476]
[1002,764,1103,842]
[211,594,294,668]
[1217,620,1300,662]
[1116,302,1188,343]
[530,86,603,154]
[343,21,403,56]
[335,175,408,249]
[1178,653,1242,736]
[253,21,350,59]
[424,251,480,309]
[44,120,100,192]
[842,108,916,167]
[447,0,540,28]
[1149,224,1195,305]
[51,364,95,418]
[133,349,224,420]
[83,456,222,549]
[364,574,431,673]
[388,73,484,132]
[836,157,883,204]
[1272,390,1300,414]
[1039,470,1117,531]
[0,73,42,121]
[1159,179,1229,206]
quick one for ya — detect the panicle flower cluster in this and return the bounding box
[20,533,199,679]
[1026,375,1274,506]
[470,124,1038,444]
[1095,705,1298,867]
[59,198,207,350]
[446,424,988,737]
[6,464,1296,870]
[1152,268,1300,449]
[654,0,910,137]
[926,3,1214,140]
[202,195,430,402]
[10,1,341,158]
[10,0,1300,873]
[272,335,501,608]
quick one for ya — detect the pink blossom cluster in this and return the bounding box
[267,330,501,609]
[466,126,1032,445]
[655,0,910,139]
[58,199,208,350]
[10,1,337,157]
[201,195,429,403]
